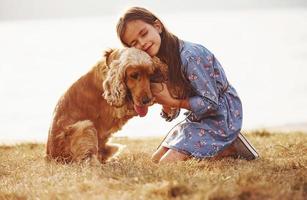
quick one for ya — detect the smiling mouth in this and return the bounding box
[144,44,152,53]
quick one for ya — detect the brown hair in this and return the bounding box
[116,7,193,99]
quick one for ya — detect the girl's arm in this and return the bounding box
[180,49,220,120]
[151,83,191,110]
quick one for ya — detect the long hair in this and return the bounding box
[116,7,193,99]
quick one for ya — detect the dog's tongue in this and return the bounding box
[134,105,148,117]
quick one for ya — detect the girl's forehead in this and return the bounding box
[126,19,147,27]
[122,20,149,43]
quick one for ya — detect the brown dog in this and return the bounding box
[46,48,167,163]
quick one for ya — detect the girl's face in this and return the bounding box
[122,20,162,57]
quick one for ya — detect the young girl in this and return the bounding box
[116,7,258,163]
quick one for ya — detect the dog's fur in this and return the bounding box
[46,48,167,163]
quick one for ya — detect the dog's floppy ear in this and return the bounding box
[104,48,118,67]
[102,53,127,107]
[150,57,168,83]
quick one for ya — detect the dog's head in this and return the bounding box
[102,47,167,117]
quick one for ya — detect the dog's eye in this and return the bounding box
[130,73,139,80]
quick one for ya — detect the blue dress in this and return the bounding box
[162,40,243,158]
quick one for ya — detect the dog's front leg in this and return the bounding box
[96,134,109,163]
[98,143,123,163]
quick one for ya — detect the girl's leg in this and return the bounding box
[151,146,169,163]
[215,143,237,159]
[159,149,190,164]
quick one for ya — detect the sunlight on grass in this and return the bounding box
[0,130,306,200]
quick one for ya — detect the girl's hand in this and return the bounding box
[150,83,191,110]
[150,83,179,107]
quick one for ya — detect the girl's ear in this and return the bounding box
[154,19,163,34]
[102,60,127,107]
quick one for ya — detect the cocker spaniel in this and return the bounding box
[46,48,167,163]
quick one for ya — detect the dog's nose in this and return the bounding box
[142,96,151,105]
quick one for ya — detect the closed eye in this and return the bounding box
[141,31,148,37]
[131,41,137,47]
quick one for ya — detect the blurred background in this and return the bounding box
[1,0,307,143]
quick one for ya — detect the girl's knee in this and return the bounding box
[151,146,169,163]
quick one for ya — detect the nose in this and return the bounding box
[142,96,151,105]
[138,39,146,50]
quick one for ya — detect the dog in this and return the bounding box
[46,47,167,163]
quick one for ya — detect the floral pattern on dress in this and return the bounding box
[163,40,243,158]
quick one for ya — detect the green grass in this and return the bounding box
[0,130,306,200]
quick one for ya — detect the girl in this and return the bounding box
[116,7,258,163]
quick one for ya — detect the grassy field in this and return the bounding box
[0,130,306,200]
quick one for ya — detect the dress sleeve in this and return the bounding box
[182,51,219,120]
